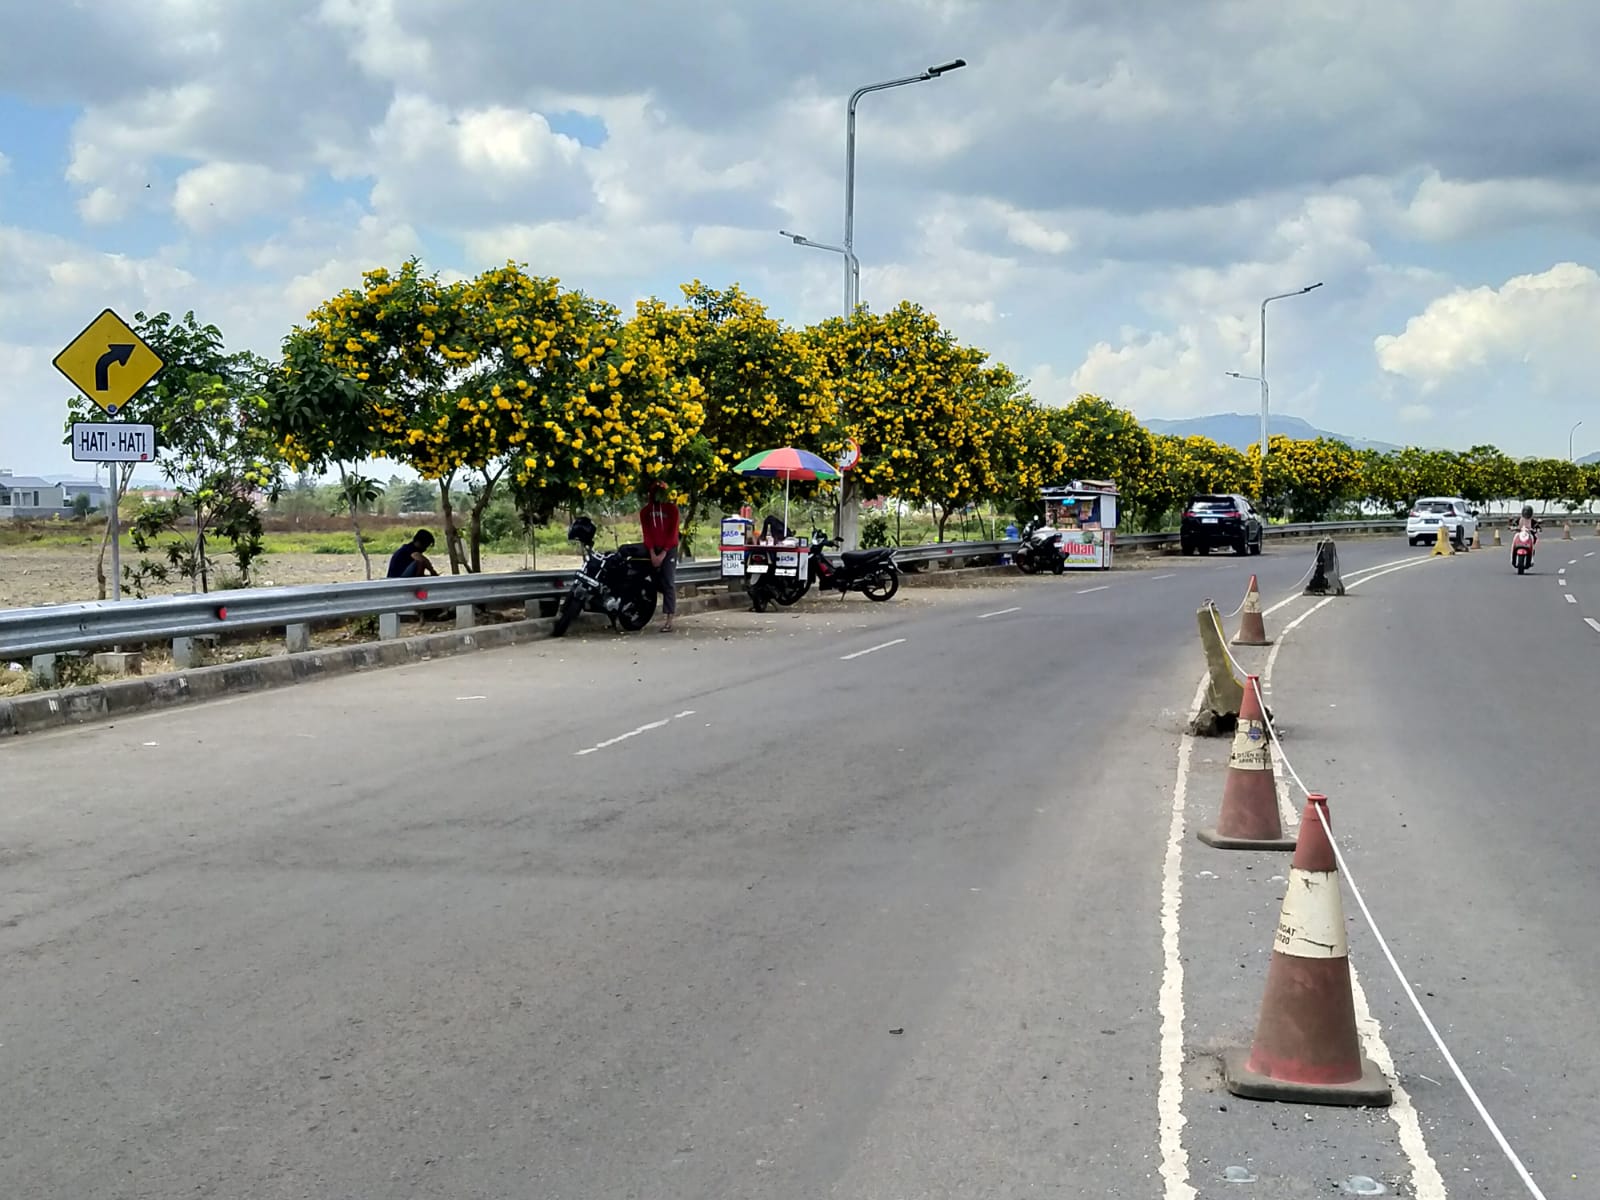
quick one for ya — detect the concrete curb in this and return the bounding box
[0,590,746,739]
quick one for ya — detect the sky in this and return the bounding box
[4,0,1600,479]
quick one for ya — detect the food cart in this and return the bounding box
[1041,480,1120,569]
[720,513,808,585]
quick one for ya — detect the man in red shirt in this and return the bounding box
[639,483,681,632]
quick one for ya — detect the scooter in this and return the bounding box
[1511,523,1538,574]
[1014,518,1065,575]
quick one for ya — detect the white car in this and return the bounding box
[1406,497,1478,547]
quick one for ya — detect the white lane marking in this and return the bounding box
[1262,558,1430,680]
[1351,966,1449,1199]
[840,638,906,661]
[574,709,696,756]
[1076,585,1110,594]
[1569,559,1578,565]
[1159,675,1208,1200]
[456,695,487,701]
[1587,618,1600,634]
[1559,568,1566,575]
[1566,594,1577,604]
[1148,573,1177,580]
[1262,553,1421,619]
[1253,555,1445,1196]
[978,606,1021,620]
[1587,552,1596,558]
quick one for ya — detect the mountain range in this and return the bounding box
[1140,413,1402,454]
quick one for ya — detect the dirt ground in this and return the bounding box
[0,548,588,609]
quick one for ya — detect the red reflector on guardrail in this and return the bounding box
[215,606,228,620]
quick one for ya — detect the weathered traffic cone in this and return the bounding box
[1223,795,1393,1107]
[1431,526,1454,556]
[1198,676,1295,851]
[1493,525,1502,547]
[1564,521,1573,540]
[1231,575,1273,646]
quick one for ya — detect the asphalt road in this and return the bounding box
[5,538,1563,1199]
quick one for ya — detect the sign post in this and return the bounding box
[54,309,164,601]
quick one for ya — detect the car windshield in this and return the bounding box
[1416,501,1455,513]
[1190,498,1238,512]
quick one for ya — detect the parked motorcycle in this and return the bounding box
[551,515,658,636]
[744,542,809,612]
[1511,523,1539,575]
[748,531,900,611]
[1014,518,1066,575]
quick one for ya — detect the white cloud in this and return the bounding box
[173,161,303,231]
[1375,262,1600,385]
[1399,172,1600,242]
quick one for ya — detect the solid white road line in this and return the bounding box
[1587,618,1600,634]
[978,606,1021,620]
[574,710,696,756]
[1076,585,1110,594]
[840,638,906,661]
[1159,676,1207,1200]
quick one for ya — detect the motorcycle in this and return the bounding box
[748,530,900,611]
[1511,523,1539,575]
[551,515,659,636]
[1014,518,1066,575]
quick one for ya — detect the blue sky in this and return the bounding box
[5,0,1600,479]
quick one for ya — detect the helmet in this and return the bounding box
[1522,504,1534,519]
[566,515,597,546]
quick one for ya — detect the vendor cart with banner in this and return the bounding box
[1041,481,1120,569]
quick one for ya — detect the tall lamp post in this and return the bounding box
[1257,282,1323,462]
[1570,419,1583,462]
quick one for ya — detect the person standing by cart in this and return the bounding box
[640,483,681,632]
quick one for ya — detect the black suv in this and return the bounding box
[1180,494,1263,556]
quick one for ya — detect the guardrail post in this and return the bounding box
[30,653,57,686]
[455,604,475,630]
[378,612,402,640]
[526,598,557,620]
[172,637,201,669]
[285,623,311,654]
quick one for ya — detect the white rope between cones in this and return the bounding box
[1246,677,1549,1200]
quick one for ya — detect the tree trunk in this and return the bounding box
[338,463,374,580]
[438,476,464,574]
[935,506,950,542]
[465,468,505,575]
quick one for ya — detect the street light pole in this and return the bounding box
[1570,419,1583,462]
[778,230,859,299]
[1258,282,1323,462]
[844,59,966,315]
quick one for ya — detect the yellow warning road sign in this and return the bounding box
[53,308,164,415]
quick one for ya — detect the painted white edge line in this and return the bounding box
[1587,618,1600,634]
[1148,573,1177,581]
[1077,585,1110,594]
[1158,675,1209,1200]
[978,606,1021,620]
[840,638,906,661]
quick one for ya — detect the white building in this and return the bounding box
[0,470,70,518]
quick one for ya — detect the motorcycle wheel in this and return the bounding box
[746,576,772,613]
[1050,555,1065,575]
[551,590,584,638]
[773,577,808,606]
[862,569,900,602]
[618,585,658,631]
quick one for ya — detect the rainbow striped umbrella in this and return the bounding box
[731,447,841,481]
[732,447,841,529]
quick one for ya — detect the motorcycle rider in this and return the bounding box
[1516,504,1541,538]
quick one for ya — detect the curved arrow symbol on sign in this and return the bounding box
[95,344,135,391]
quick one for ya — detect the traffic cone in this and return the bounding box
[1231,575,1273,646]
[1198,676,1295,851]
[1493,526,1502,547]
[1564,521,1573,540]
[1223,794,1392,1106]
[1431,527,1454,556]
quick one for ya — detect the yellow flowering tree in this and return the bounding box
[1249,434,1364,520]
[808,302,1015,539]
[1126,434,1250,529]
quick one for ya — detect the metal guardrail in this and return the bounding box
[0,520,1415,661]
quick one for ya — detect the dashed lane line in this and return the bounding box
[839,638,906,661]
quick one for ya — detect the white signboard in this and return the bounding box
[71,421,156,463]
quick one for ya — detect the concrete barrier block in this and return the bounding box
[378,611,402,640]
[172,637,202,669]
[455,604,475,630]
[92,651,143,675]
[30,654,57,686]
[285,623,311,654]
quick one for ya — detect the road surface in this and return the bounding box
[1,539,1587,1198]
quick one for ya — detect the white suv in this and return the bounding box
[1406,497,1478,547]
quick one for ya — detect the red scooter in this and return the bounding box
[1511,523,1538,574]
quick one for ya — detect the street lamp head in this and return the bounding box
[925,58,967,77]
[778,229,804,244]
[1301,282,1324,294]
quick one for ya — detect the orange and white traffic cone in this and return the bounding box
[1223,794,1392,1107]
[1197,676,1295,851]
[1231,575,1272,646]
